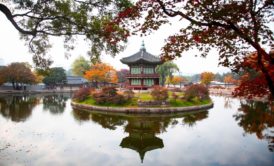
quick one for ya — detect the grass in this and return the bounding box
[135,92,153,101]
[79,96,137,107]
[169,98,211,107]
[77,92,211,108]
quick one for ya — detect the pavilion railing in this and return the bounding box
[126,73,160,78]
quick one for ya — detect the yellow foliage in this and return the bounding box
[200,72,215,85]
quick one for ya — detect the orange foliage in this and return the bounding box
[224,74,237,85]
[171,76,185,86]
[84,63,118,83]
[200,72,215,85]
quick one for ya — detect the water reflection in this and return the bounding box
[233,100,274,152]
[0,95,39,122]
[182,111,208,127]
[42,94,69,114]
[0,93,72,122]
[73,109,208,162]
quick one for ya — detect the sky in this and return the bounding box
[0,12,231,76]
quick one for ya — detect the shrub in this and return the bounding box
[151,86,168,101]
[73,87,92,101]
[123,89,134,101]
[92,87,126,105]
[172,92,179,101]
[101,87,118,97]
[184,84,209,101]
[169,88,183,92]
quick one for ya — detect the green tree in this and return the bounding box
[0,62,36,90]
[43,67,67,88]
[71,56,91,76]
[0,1,133,68]
[156,61,179,86]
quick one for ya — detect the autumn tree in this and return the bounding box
[71,56,91,76]
[171,76,186,88]
[0,67,5,85]
[84,63,118,86]
[234,51,274,99]
[0,1,133,68]
[0,62,36,90]
[224,74,237,87]
[156,61,179,86]
[43,67,67,88]
[33,70,44,84]
[117,0,274,98]
[200,72,215,86]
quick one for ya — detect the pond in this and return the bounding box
[0,94,273,166]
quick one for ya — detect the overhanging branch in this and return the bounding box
[0,3,36,36]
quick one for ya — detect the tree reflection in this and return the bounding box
[72,109,209,162]
[0,95,39,122]
[72,110,126,130]
[224,97,233,109]
[182,111,208,127]
[234,100,274,152]
[42,94,69,114]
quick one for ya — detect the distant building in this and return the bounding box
[65,76,88,88]
[120,41,163,90]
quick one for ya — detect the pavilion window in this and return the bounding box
[143,67,154,74]
[131,67,141,74]
[144,79,154,86]
[131,79,141,85]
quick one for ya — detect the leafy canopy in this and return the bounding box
[200,72,215,86]
[0,0,133,68]
[43,67,67,86]
[71,56,91,76]
[118,0,274,98]
[0,62,36,89]
[84,63,118,83]
[156,61,179,86]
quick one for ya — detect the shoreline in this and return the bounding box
[71,101,214,114]
[0,89,75,94]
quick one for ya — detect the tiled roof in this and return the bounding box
[120,48,162,65]
[66,76,88,85]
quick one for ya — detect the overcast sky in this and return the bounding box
[0,13,231,75]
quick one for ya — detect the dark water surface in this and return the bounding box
[0,94,273,166]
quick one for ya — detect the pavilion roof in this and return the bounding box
[120,41,162,65]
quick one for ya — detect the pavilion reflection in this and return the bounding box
[72,109,209,162]
[120,117,165,163]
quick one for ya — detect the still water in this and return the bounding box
[0,94,273,166]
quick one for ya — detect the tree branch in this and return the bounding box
[0,3,36,36]
[155,0,230,28]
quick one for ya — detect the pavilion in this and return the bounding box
[120,41,163,90]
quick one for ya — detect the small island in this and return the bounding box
[72,42,213,114]
[71,84,213,114]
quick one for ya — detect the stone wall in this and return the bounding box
[71,101,214,114]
